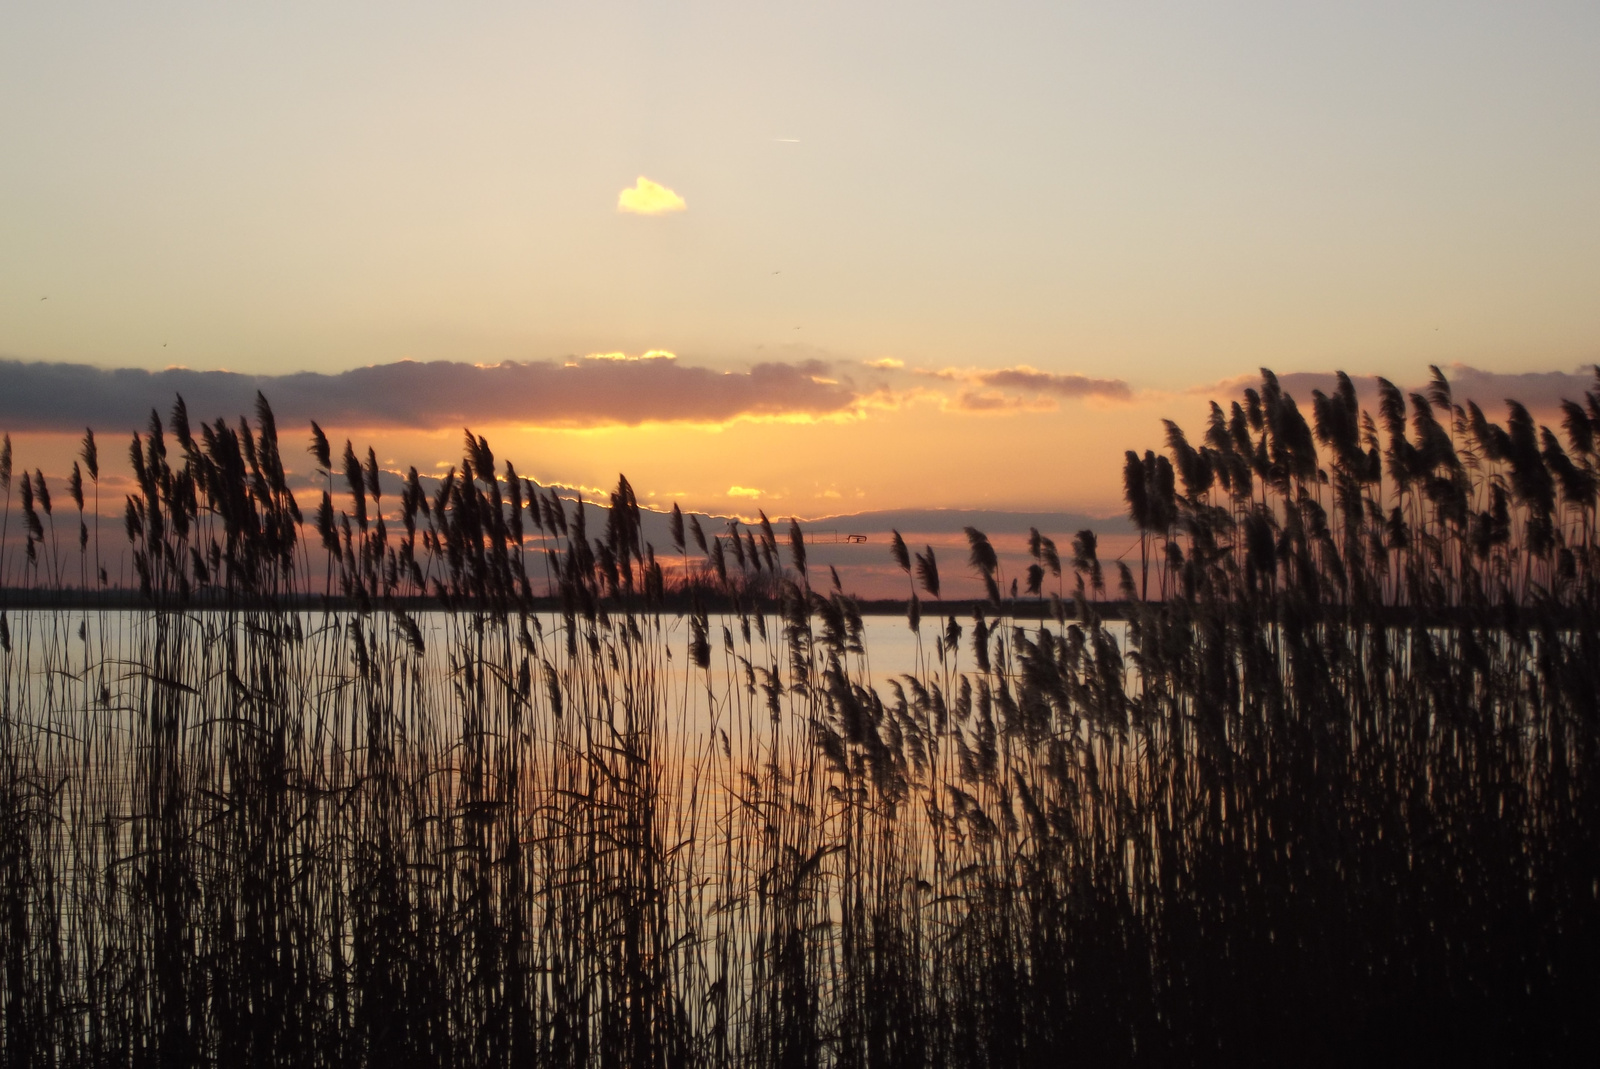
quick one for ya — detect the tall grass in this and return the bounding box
[1,368,1597,1065]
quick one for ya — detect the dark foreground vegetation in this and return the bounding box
[2,367,1598,1065]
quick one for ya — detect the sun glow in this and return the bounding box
[584,349,678,362]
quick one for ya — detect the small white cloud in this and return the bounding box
[618,177,687,215]
[866,357,905,370]
[727,486,764,499]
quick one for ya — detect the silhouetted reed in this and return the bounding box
[1,368,1596,1065]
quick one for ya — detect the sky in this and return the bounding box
[3,1,1599,521]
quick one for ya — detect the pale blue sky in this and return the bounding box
[3,1,1598,388]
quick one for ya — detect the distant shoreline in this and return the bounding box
[1,587,1584,628]
[0,587,1089,618]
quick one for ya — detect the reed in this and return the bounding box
[0,366,1596,1065]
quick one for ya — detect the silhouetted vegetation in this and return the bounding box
[1,367,1597,1065]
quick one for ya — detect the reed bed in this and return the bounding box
[1,368,1597,1065]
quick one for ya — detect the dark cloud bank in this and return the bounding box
[0,357,859,434]
[1204,364,1600,416]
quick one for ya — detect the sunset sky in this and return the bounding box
[3,2,1599,520]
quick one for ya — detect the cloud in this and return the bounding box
[581,349,677,362]
[865,357,904,370]
[1189,363,1600,417]
[0,356,863,434]
[972,366,1132,401]
[726,486,764,499]
[949,389,1059,414]
[1439,363,1599,414]
[913,364,1132,405]
[617,176,686,215]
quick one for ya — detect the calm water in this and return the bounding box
[0,606,1130,735]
